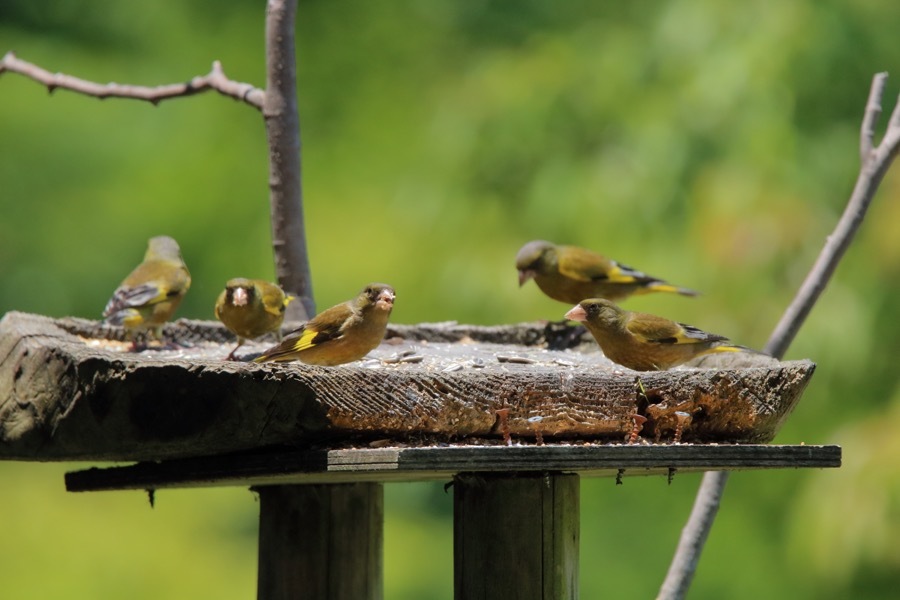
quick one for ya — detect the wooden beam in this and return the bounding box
[64,444,841,492]
[257,483,383,600]
[454,473,579,600]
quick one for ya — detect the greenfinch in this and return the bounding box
[565,298,743,371]
[103,235,191,347]
[254,283,395,366]
[516,240,698,304]
[215,278,294,360]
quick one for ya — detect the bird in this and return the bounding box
[515,240,698,304]
[253,283,395,366]
[215,278,294,360]
[564,298,744,371]
[103,235,191,348]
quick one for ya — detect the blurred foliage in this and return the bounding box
[1,0,900,598]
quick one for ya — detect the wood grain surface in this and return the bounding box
[1,311,815,462]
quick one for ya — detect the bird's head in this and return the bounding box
[362,283,395,312]
[515,240,556,286]
[145,235,183,262]
[564,298,623,327]
[225,278,255,307]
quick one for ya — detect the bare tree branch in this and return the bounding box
[657,471,729,600]
[3,5,318,320]
[656,471,729,600]
[658,73,900,600]
[264,0,315,319]
[860,73,887,161]
[765,73,898,359]
[0,51,264,109]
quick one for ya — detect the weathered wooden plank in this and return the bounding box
[64,444,841,491]
[1,311,815,462]
[257,484,383,600]
[454,473,579,600]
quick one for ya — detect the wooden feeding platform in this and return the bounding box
[0,311,839,600]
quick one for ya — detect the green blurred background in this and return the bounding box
[2,0,900,597]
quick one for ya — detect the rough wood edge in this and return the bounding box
[1,311,817,462]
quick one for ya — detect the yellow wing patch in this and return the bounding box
[604,264,639,284]
[290,327,320,352]
[709,345,742,354]
[118,309,146,329]
[645,282,679,293]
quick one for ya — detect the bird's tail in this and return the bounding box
[689,344,777,369]
[252,344,297,363]
[708,344,746,354]
[252,351,277,363]
[642,282,700,297]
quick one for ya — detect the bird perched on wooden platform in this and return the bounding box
[515,240,698,304]
[215,278,294,360]
[103,235,191,349]
[254,283,395,366]
[565,298,745,371]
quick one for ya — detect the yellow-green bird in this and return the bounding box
[254,283,395,366]
[103,235,191,348]
[215,278,294,360]
[565,298,744,371]
[516,240,698,304]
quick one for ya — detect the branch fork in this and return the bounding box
[659,73,900,600]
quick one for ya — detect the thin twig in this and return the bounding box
[860,73,886,161]
[658,73,900,600]
[0,51,265,109]
[264,0,315,319]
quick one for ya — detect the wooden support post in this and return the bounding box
[454,473,579,600]
[256,483,383,600]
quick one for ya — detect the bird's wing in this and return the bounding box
[605,261,661,285]
[675,323,729,344]
[103,283,166,316]
[256,303,353,362]
[103,260,189,317]
[262,289,287,317]
[556,247,616,282]
[625,314,724,346]
[292,303,354,350]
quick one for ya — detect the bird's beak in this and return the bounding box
[564,305,587,322]
[376,289,395,311]
[232,287,249,307]
[518,269,535,287]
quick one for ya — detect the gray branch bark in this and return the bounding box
[264,0,315,319]
[658,72,900,600]
[765,73,900,359]
[0,52,264,108]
